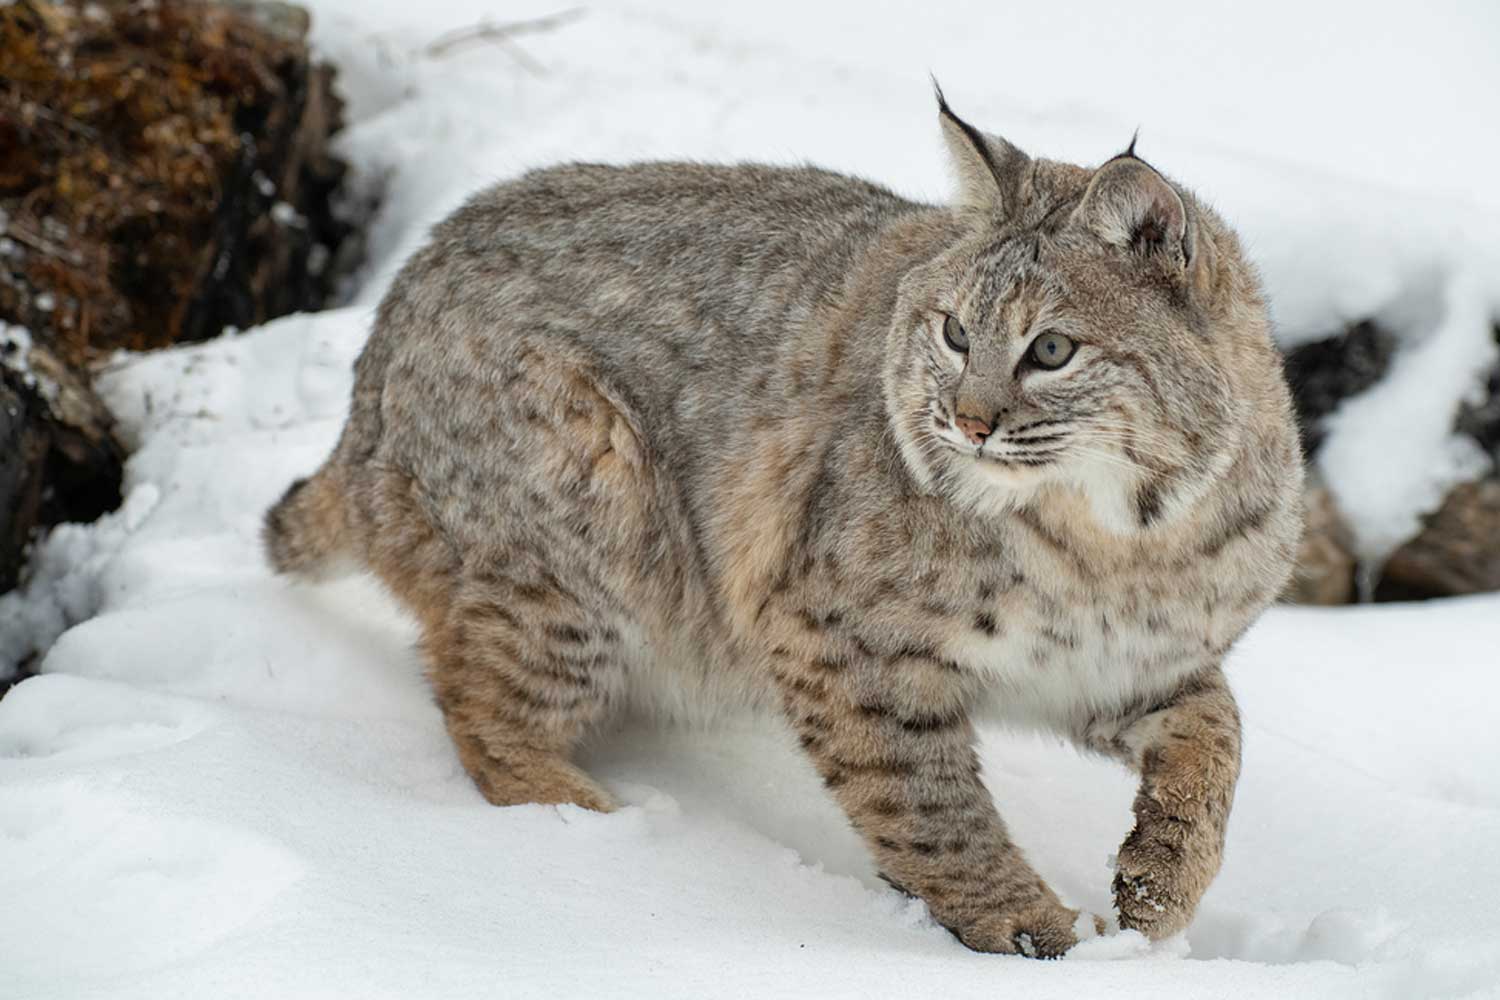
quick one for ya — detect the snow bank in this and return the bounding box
[3,1,1500,996]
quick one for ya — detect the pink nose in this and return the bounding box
[955,415,992,445]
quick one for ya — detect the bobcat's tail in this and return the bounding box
[262,467,357,580]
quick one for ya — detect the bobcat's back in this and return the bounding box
[368,162,923,443]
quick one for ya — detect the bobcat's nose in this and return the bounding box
[955,414,992,445]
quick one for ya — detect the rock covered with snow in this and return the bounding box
[1281,318,1500,603]
[1377,479,1500,600]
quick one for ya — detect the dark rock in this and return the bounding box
[0,334,124,593]
[1282,478,1357,606]
[1375,480,1500,601]
[0,0,353,593]
[1454,326,1500,462]
[1281,320,1397,457]
[1,366,50,593]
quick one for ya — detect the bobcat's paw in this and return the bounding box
[955,900,1102,958]
[1112,811,1217,939]
[1112,869,1181,939]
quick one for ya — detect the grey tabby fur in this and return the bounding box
[265,90,1303,957]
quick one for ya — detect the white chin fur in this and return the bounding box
[948,447,1146,534]
[948,456,1045,517]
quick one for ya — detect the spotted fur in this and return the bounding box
[263,93,1302,957]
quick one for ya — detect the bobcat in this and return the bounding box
[264,89,1302,957]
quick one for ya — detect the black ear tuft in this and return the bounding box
[932,82,1030,214]
[932,78,1003,184]
[1124,128,1141,160]
[930,74,950,115]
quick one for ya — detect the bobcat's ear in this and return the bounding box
[1071,153,1194,275]
[934,83,1029,215]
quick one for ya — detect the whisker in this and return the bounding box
[1009,418,1071,436]
[984,446,1066,462]
[906,401,1196,491]
[1001,432,1067,447]
[1072,438,1185,476]
[1069,418,1183,452]
[1065,446,1193,486]
[1063,422,1185,463]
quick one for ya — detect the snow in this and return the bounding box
[3,1,1500,996]
[0,482,160,671]
[2,322,43,395]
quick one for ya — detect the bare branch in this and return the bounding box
[423,8,585,60]
[2,221,85,267]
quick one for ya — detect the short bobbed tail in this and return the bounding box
[262,469,355,579]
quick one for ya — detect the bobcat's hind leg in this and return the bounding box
[427,561,625,812]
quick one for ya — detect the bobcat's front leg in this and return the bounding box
[773,645,1086,957]
[1090,667,1241,939]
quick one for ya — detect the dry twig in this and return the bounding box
[423,7,585,70]
[3,222,85,267]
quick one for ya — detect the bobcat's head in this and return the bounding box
[885,88,1285,534]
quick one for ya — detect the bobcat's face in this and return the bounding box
[885,96,1264,533]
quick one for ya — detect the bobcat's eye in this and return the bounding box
[1029,331,1075,369]
[942,314,970,354]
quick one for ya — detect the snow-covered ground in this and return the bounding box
[4,2,1500,997]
